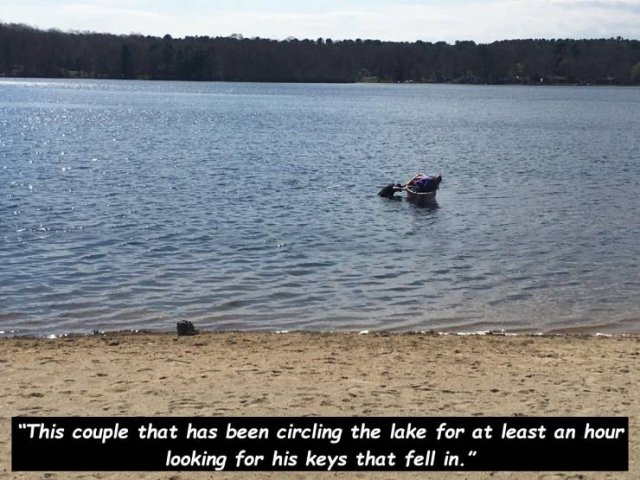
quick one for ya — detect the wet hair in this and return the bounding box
[378,183,397,198]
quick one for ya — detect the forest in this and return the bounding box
[1,22,640,84]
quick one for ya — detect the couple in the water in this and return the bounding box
[378,172,442,198]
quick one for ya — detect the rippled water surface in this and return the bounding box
[1,79,639,335]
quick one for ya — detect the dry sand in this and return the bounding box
[1,331,639,479]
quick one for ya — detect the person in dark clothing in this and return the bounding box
[378,183,404,198]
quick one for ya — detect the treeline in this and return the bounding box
[1,22,640,84]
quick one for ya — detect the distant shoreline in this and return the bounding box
[2,75,639,87]
[2,22,639,86]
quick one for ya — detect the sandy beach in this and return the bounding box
[1,331,638,479]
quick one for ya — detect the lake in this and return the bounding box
[1,79,639,336]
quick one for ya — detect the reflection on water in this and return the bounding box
[1,79,639,335]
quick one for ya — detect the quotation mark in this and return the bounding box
[468,451,477,457]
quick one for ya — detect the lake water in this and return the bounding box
[1,79,639,336]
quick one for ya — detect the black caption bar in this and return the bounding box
[12,417,628,471]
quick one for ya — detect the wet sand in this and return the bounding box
[1,331,639,479]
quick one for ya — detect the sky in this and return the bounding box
[1,0,639,43]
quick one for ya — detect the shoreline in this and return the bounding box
[2,331,639,479]
[3,328,640,340]
[3,76,640,87]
